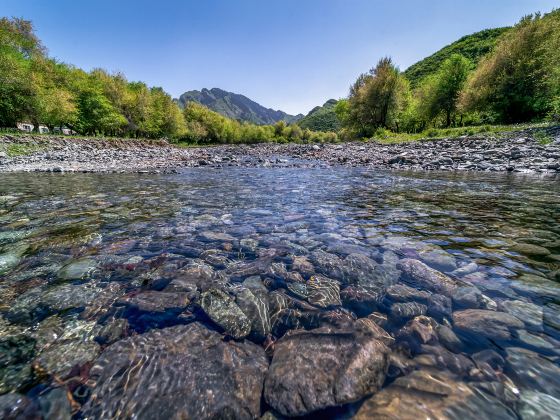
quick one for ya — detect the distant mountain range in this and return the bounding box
[176,88,303,125]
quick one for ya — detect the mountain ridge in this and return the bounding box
[176,88,303,125]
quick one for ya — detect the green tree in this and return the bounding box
[346,57,410,135]
[419,54,471,127]
[460,11,560,123]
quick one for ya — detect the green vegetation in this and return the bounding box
[183,102,337,144]
[297,99,341,132]
[0,18,331,144]
[343,10,560,139]
[404,28,509,88]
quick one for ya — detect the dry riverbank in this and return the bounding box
[1,127,559,173]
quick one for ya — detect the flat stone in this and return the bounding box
[118,291,190,312]
[511,243,551,257]
[200,288,251,339]
[505,347,560,398]
[57,258,97,280]
[418,248,457,272]
[81,323,268,419]
[499,299,543,331]
[518,391,560,420]
[453,309,524,340]
[264,325,389,417]
[306,275,341,308]
[355,369,517,420]
[397,259,459,297]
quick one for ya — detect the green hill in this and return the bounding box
[404,27,510,88]
[297,99,340,132]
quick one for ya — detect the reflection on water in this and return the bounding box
[0,168,559,419]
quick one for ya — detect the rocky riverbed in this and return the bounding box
[1,126,559,173]
[0,168,559,419]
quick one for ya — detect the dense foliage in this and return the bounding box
[403,28,509,88]
[343,10,560,137]
[0,18,332,143]
[0,18,186,138]
[297,99,341,132]
[183,102,337,144]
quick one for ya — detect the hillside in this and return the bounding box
[297,99,341,132]
[176,88,303,125]
[404,27,510,87]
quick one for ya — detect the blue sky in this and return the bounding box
[1,0,558,114]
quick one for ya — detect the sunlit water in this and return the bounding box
[1,168,559,418]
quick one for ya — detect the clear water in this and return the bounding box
[1,168,559,418]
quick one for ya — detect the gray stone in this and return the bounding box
[397,259,459,297]
[518,391,560,420]
[81,323,268,419]
[505,347,560,398]
[453,309,524,340]
[306,275,341,308]
[200,288,251,339]
[264,325,389,417]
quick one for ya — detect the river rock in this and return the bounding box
[264,325,389,417]
[306,275,341,308]
[418,248,457,272]
[453,309,524,341]
[505,347,560,398]
[518,390,560,420]
[0,393,40,419]
[118,291,190,312]
[499,299,543,331]
[397,259,459,296]
[200,288,251,339]
[81,323,268,419]
[0,333,36,394]
[340,284,384,316]
[511,243,551,257]
[234,287,271,342]
[57,258,97,280]
[451,286,496,310]
[355,369,517,420]
[385,283,431,304]
[37,387,72,420]
[390,302,427,321]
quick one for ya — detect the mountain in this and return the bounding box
[297,99,341,132]
[404,27,510,88]
[176,88,303,125]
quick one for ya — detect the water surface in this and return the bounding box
[1,168,559,418]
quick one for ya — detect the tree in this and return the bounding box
[418,54,471,127]
[346,57,410,135]
[460,11,560,123]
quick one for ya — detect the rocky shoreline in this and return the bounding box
[1,127,559,173]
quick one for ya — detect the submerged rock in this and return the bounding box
[200,288,251,339]
[518,390,560,420]
[234,287,271,342]
[57,258,97,281]
[397,259,459,297]
[0,393,40,419]
[118,291,190,313]
[355,369,517,419]
[505,347,560,398]
[81,323,268,419]
[306,275,341,308]
[264,325,389,417]
[453,309,524,341]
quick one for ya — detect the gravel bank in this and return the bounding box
[1,127,559,173]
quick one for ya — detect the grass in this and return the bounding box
[3,143,44,157]
[369,122,555,144]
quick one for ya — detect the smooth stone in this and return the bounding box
[397,259,459,297]
[57,258,97,280]
[200,288,251,339]
[451,262,479,277]
[37,387,72,420]
[436,325,463,353]
[340,285,384,316]
[306,275,341,308]
[390,302,427,321]
[418,248,457,272]
[385,284,430,304]
[81,323,268,419]
[0,334,36,394]
[264,325,389,417]
[235,287,271,342]
[0,253,21,276]
[452,286,496,310]
[34,339,100,378]
[0,393,40,419]
[355,369,516,420]
[511,243,551,257]
[453,309,524,340]
[505,347,560,398]
[118,291,190,312]
[518,391,560,420]
[199,230,236,242]
[499,299,543,331]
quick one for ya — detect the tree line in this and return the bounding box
[337,10,560,137]
[0,17,338,143]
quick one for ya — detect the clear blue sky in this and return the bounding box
[1,0,558,115]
